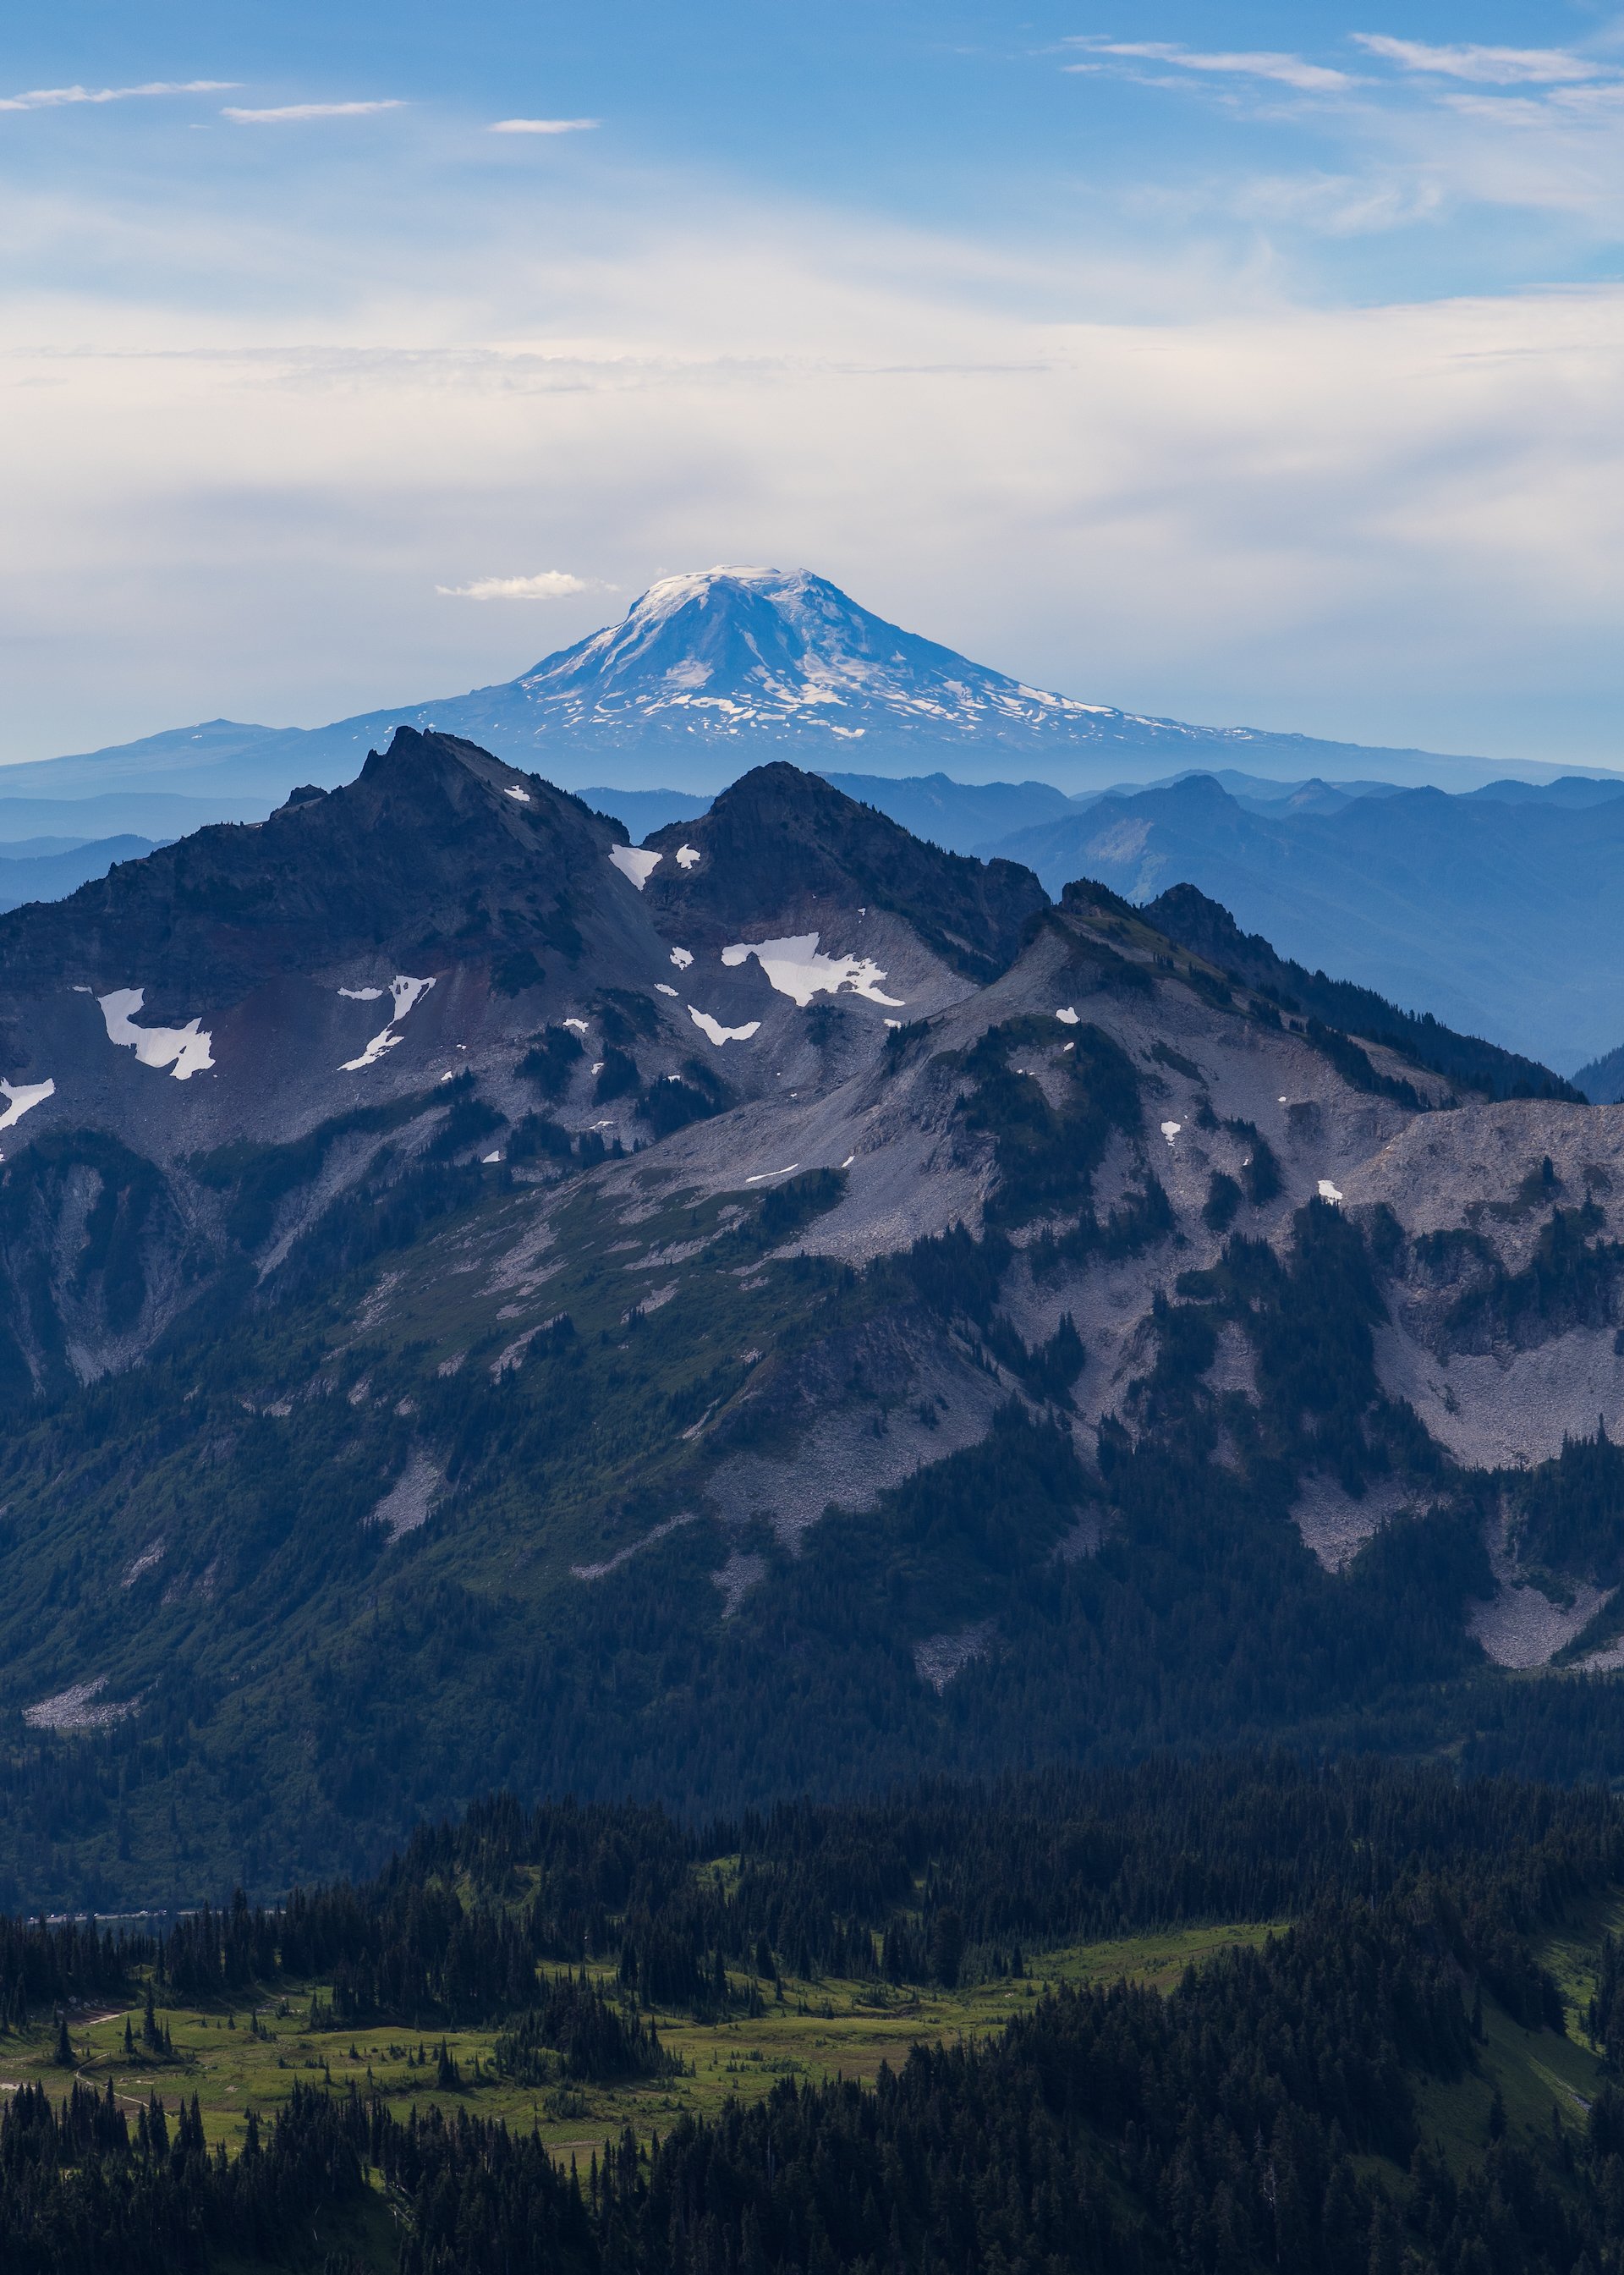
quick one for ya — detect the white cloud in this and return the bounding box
[488,118,601,135]
[0,80,237,113]
[222,101,404,124]
[1352,36,1611,87]
[1065,41,1353,95]
[436,571,615,600]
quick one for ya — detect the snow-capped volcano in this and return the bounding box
[6,564,1549,811]
[322,562,1334,789]
[508,565,1107,744]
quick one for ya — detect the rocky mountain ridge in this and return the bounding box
[990,772,1624,1071]
[4,734,1624,1905]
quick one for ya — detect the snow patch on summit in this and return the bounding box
[721,933,904,1008]
[504,566,1155,747]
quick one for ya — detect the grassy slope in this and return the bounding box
[1405,1894,1624,2178]
[16,1905,1614,2180]
[3,1921,1279,2173]
[8,1901,1616,2272]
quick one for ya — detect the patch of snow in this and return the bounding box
[689,1008,760,1046]
[841,1153,855,1168]
[669,947,693,970]
[1056,1007,1079,1025]
[0,1078,54,1131]
[885,1019,902,1029]
[25,1678,138,1732]
[1160,1121,1181,1147]
[608,844,662,889]
[590,1060,604,1075]
[503,784,531,803]
[71,984,92,993]
[491,1313,562,1379]
[674,844,701,870]
[390,975,434,1019]
[562,1016,590,1034]
[440,1070,455,1082]
[338,986,385,1002]
[1318,1179,1343,1204]
[721,931,904,1008]
[341,974,436,1071]
[656,983,679,997]
[98,989,214,1080]
[482,1151,502,1162]
[745,1163,800,1184]
[1062,1041,1074,1052]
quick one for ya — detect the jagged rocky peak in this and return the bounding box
[639,760,1046,982]
[0,727,613,1011]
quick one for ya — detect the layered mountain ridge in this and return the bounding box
[987,770,1624,1071]
[3,733,1624,1910]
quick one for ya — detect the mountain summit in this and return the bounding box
[331,566,1504,789]
[0,568,1559,822]
[497,565,1110,750]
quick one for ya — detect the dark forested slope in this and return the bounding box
[4,1756,1624,2275]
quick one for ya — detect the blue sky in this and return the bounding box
[3,3,1623,766]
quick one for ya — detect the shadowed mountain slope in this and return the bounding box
[643,761,1046,981]
[0,739,1622,1909]
[1144,882,1579,1105]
